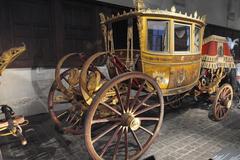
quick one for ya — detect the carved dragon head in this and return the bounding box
[0,43,26,75]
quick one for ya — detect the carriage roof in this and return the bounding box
[100,6,206,26]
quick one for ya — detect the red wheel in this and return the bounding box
[212,83,233,121]
[48,70,84,135]
[85,72,164,160]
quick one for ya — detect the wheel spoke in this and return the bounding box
[100,126,122,157]
[132,91,155,113]
[139,126,154,136]
[53,100,70,104]
[113,127,124,160]
[225,91,232,99]
[135,103,161,116]
[224,88,230,95]
[63,76,70,85]
[56,87,62,92]
[219,105,225,118]
[222,90,227,99]
[100,102,122,116]
[138,117,160,121]
[62,76,79,93]
[130,81,146,112]
[93,123,120,143]
[124,127,128,160]
[218,108,222,118]
[66,112,72,122]
[71,117,81,127]
[93,117,121,124]
[215,107,219,116]
[69,112,77,124]
[114,85,125,113]
[126,78,133,110]
[53,97,70,104]
[131,129,143,150]
[55,110,69,119]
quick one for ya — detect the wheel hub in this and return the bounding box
[121,113,141,131]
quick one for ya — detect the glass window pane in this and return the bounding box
[194,27,201,52]
[174,24,190,51]
[148,20,168,52]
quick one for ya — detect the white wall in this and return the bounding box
[98,0,240,30]
[0,68,54,116]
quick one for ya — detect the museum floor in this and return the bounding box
[1,97,240,160]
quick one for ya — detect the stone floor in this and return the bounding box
[1,97,240,160]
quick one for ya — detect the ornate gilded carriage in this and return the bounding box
[199,35,235,94]
[47,1,234,160]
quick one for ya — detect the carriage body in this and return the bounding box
[138,10,205,96]
[99,7,206,97]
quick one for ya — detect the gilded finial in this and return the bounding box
[99,13,106,23]
[135,0,145,11]
[201,15,207,22]
[194,11,198,18]
[171,6,176,13]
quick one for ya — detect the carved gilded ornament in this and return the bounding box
[176,69,186,86]
[152,71,169,86]
[0,43,26,75]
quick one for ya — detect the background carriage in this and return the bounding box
[47,1,235,160]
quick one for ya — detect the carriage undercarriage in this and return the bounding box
[48,51,234,159]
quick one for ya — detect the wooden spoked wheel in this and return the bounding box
[212,83,233,121]
[85,72,164,160]
[48,70,84,135]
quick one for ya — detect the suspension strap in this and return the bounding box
[99,13,108,51]
[107,23,115,54]
[127,18,134,70]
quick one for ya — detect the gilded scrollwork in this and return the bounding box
[0,43,26,75]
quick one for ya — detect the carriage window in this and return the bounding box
[174,24,190,52]
[194,27,201,52]
[147,20,168,52]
